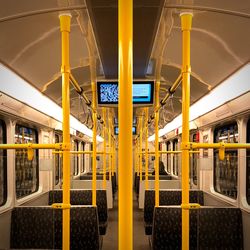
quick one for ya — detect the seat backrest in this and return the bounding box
[144,190,204,227]
[49,190,108,225]
[198,207,243,249]
[10,206,100,250]
[152,206,243,250]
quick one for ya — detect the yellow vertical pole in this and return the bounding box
[92,82,97,206]
[155,81,160,207]
[145,108,149,190]
[118,0,133,249]
[108,115,112,181]
[59,14,71,250]
[102,108,107,189]
[139,117,143,182]
[181,13,192,250]
[112,136,115,176]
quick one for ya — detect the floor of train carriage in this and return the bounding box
[102,192,149,250]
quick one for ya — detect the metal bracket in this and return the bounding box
[219,142,225,160]
[182,65,191,74]
[55,143,71,150]
[181,203,201,210]
[181,142,192,150]
[51,203,71,209]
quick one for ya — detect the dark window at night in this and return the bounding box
[173,139,178,176]
[15,124,39,199]
[0,119,7,206]
[246,119,250,204]
[214,122,238,199]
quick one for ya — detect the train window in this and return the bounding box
[73,140,79,176]
[173,139,178,176]
[15,124,39,199]
[191,133,198,185]
[246,119,250,205]
[214,122,238,199]
[90,143,93,171]
[0,119,7,206]
[166,141,171,173]
[81,142,85,173]
[54,133,62,185]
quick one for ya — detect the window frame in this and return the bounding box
[80,141,85,173]
[246,119,250,205]
[0,119,7,207]
[166,141,171,174]
[73,140,79,176]
[15,124,39,199]
[173,138,179,176]
[213,122,238,200]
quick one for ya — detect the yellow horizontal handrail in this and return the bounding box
[190,142,250,149]
[52,150,112,154]
[0,143,67,150]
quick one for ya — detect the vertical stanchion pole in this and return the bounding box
[118,0,133,249]
[59,14,71,250]
[108,115,112,181]
[102,108,107,189]
[155,82,160,207]
[112,136,115,176]
[145,108,149,190]
[181,13,192,250]
[139,117,143,182]
[92,82,97,206]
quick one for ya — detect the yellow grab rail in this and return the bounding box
[91,81,97,206]
[155,81,160,207]
[180,12,192,250]
[59,13,71,250]
[118,0,133,249]
[145,108,149,190]
[139,117,143,182]
[102,108,107,189]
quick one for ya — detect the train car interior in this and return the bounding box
[0,0,250,249]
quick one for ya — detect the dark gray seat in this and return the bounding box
[152,206,243,250]
[10,206,101,250]
[144,190,204,235]
[49,189,108,235]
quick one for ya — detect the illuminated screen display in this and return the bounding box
[133,81,154,104]
[114,126,136,135]
[97,81,154,106]
[97,82,118,105]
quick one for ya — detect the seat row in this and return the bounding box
[143,190,243,249]
[10,189,108,249]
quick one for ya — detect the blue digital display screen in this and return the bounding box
[133,82,154,104]
[97,81,154,106]
[97,82,118,104]
[114,126,136,135]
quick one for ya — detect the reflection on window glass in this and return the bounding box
[214,122,238,199]
[55,134,62,185]
[73,140,79,176]
[0,119,7,206]
[90,143,93,171]
[191,133,198,185]
[81,142,85,173]
[166,142,171,173]
[247,119,250,205]
[173,139,178,176]
[15,124,39,199]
